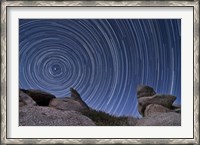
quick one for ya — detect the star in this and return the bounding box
[19,19,181,117]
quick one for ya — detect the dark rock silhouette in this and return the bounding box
[70,87,80,100]
[20,89,56,106]
[70,88,89,109]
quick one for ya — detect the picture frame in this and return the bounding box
[1,0,199,144]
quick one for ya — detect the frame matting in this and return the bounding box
[1,0,199,144]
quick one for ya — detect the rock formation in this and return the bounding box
[19,90,37,107]
[136,112,181,126]
[20,89,56,106]
[138,94,176,116]
[144,104,170,117]
[19,88,93,126]
[19,86,181,126]
[70,88,89,109]
[136,85,181,126]
[19,105,95,126]
[49,98,87,111]
[137,85,156,98]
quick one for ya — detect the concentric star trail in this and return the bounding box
[19,19,181,117]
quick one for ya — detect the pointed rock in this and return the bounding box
[70,88,89,109]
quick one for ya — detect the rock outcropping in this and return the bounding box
[137,85,156,98]
[19,106,95,126]
[70,88,89,109]
[49,98,87,111]
[19,88,95,126]
[136,85,181,126]
[49,88,89,111]
[20,89,56,106]
[19,86,181,126]
[19,90,37,107]
[136,112,181,126]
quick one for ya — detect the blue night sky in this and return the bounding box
[19,19,181,117]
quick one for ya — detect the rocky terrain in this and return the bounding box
[19,85,181,126]
[20,106,95,126]
[136,85,181,126]
[19,88,95,126]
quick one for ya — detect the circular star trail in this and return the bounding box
[19,19,181,117]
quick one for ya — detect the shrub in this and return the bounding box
[80,109,129,126]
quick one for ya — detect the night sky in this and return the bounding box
[19,19,181,117]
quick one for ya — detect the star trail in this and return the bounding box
[19,19,181,117]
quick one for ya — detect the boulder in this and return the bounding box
[19,90,37,107]
[20,89,56,106]
[137,85,156,98]
[70,88,80,100]
[19,106,96,126]
[136,112,181,126]
[138,94,176,116]
[144,104,170,117]
[49,98,88,111]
